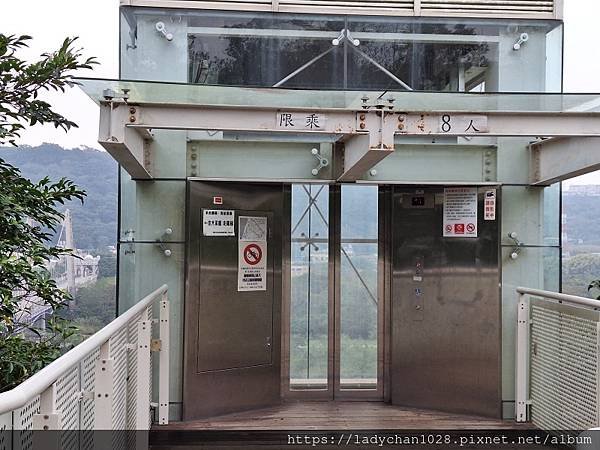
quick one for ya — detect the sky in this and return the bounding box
[1,0,599,184]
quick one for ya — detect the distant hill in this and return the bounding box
[0,144,117,250]
[563,193,600,246]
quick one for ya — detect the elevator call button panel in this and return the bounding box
[412,255,425,321]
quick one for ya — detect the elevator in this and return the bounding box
[184,181,501,421]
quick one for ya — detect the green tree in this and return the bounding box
[70,277,117,337]
[0,34,96,392]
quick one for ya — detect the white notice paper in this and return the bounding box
[238,216,267,291]
[443,188,478,238]
[202,209,235,236]
[239,216,267,242]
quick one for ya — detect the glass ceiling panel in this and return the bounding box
[78,77,600,113]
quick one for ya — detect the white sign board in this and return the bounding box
[443,188,478,238]
[238,216,267,291]
[202,209,235,236]
[276,112,327,131]
[484,189,497,221]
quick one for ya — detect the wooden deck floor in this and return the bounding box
[159,402,529,430]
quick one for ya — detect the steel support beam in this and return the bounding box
[96,99,600,180]
[529,137,600,186]
[339,135,393,181]
[338,112,395,181]
[99,103,152,179]
[122,105,600,138]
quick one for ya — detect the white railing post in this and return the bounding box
[94,340,114,430]
[515,291,530,422]
[135,311,152,430]
[158,291,170,425]
[33,383,61,450]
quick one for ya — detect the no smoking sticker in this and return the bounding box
[243,243,262,266]
[238,216,267,292]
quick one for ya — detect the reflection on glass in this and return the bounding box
[290,185,329,389]
[178,10,562,91]
[340,185,378,390]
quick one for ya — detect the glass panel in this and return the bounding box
[119,180,186,242]
[340,185,378,390]
[120,8,562,93]
[543,183,560,247]
[501,245,559,401]
[118,242,185,402]
[562,182,600,298]
[79,77,600,113]
[290,185,329,390]
[189,35,345,89]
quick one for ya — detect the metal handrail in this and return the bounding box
[515,286,600,424]
[516,286,600,310]
[0,284,168,415]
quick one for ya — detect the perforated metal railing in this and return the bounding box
[515,287,600,430]
[0,285,169,450]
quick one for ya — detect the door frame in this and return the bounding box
[282,184,387,401]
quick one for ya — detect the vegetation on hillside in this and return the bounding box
[0,33,96,392]
[0,144,117,250]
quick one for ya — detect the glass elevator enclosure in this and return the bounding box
[111,3,565,422]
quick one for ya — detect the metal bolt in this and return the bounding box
[129,107,136,114]
[398,115,405,122]
[191,171,197,177]
[44,415,49,420]
[359,113,366,121]
[369,169,377,176]
[359,123,366,130]
[190,153,197,160]
[191,146,197,152]
[398,123,404,130]
[191,162,197,168]
[129,116,136,123]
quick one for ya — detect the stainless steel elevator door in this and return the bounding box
[184,182,284,420]
[391,187,501,418]
[197,210,274,372]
